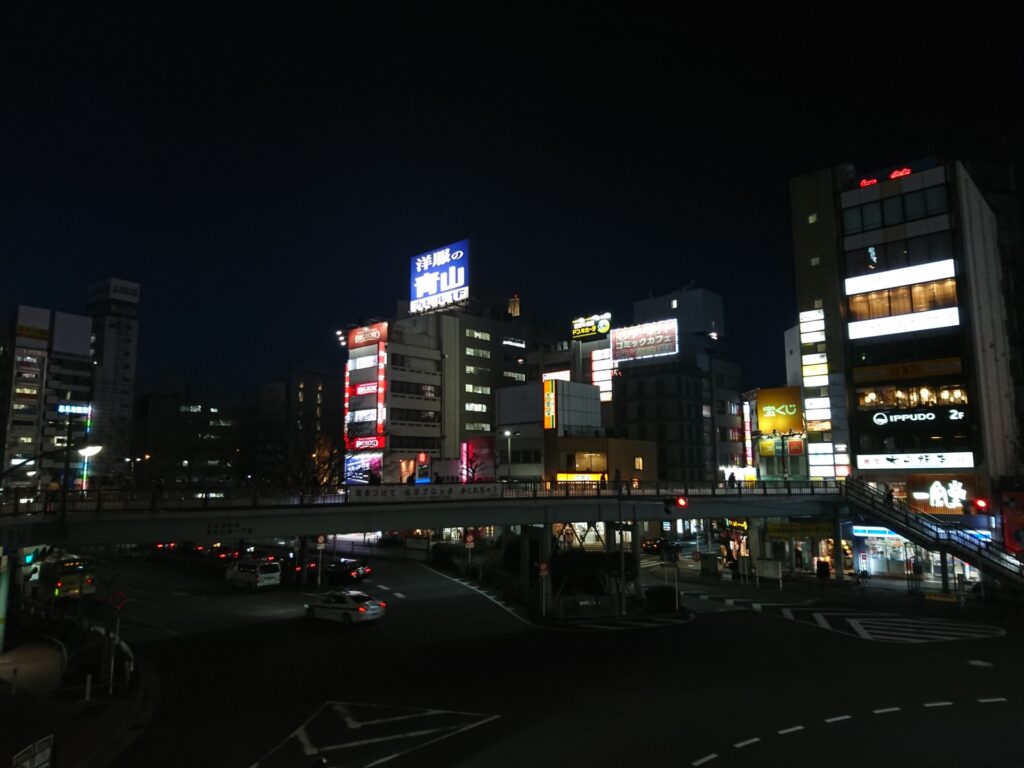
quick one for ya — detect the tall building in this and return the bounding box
[86,278,140,487]
[790,158,1021,520]
[0,305,94,490]
[614,287,745,483]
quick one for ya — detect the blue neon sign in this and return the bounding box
[409,240,470,315]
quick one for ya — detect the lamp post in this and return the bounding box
[502,430,520,481]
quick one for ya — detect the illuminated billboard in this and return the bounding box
[571,312,612,340]
[757,387,803,434]
[856,452,975,470]
[543,379,557,430]
[347,323,388,349]
[844,260,955,296]
[409,240,470,314]
[610,319,678,362]
[848,307,960,340]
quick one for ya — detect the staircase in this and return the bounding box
[844,478,1024,591]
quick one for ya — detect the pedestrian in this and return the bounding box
[600,472,607,490]
[727,472,736,489]
[884,485,894,505]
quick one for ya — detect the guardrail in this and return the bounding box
[845,478,1023,588]
[0,478,843,517]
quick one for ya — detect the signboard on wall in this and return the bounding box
[856,452,975,470]
[347,323,388,349]
[543,379,557,430]
[409,240,470,314]
[571,312,612,340]
[610,319,678,362]
[757,387,803,434]
[852,356,962,384]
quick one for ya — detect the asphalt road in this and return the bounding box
[94,552,1024,768]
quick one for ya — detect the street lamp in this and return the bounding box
[502,430,521,481]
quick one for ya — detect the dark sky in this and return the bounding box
[2,4,1021,397]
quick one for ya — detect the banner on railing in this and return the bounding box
[347,483,503,503]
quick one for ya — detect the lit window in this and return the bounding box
[634,456,644,471]
[810,257,821,266]
[466,347,491,359]
[808,213,818,224]
[465,422,491,432]
[671,299,678,309]
[503,371,526,382]
[465,329,491,341]
[465,403,488,413]
[465,384,491,394]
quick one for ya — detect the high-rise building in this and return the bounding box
[789,158,1021,519]
[86,278,140,486]
[0,305,94,490]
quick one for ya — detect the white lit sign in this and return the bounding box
[799,309,824,322]
[804,397,830,410]
[869,407,966,426]
[542,370,572,382]
[925,479,968,509]
[856,452,975,470]
[611,319,679,362]
[409,240,470,314]
[848,307,960,340]
[808,442,833,454]
[801,331,826,344]
[802,353,828,366]
[845,260,955,296]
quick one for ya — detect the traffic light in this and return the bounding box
[663,496,688,514]
[971,498,989,514]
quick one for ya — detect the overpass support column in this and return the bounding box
[834,511,844,583]
[520,531,531,603]
[540,525,552,616]
[940,550,950,593]
[630,521,641,594]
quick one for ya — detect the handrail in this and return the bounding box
[844,477,1023,587]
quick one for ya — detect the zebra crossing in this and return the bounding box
[679,590,1006,643]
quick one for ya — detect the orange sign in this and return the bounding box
[757,387,803,434]
[543,379,557,430]
[347,322,389,349]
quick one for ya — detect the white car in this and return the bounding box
[305,590,386,624]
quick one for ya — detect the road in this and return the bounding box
[92,551,1023,768]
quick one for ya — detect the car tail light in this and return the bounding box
[156,543,164,549]
[378,601,386,608]
[295,566,302,572]
[308,562,316,569]
[358,606,367,613]
[195,545,204,551]
[56,580,63,588]
[86,577,94,586]
[219,553,226,559]
[365,567,372,574]
[350,571,357,578]
[169,543,177,549]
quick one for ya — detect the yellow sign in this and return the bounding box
[543,380,557,430]
[757,387,803,434]
[767,521,835,539]
[758,439,776,456]
[852,357,961,384]
[556,473,603,482]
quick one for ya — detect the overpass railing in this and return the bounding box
[0,478,843,517]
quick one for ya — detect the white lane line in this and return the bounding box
[924,701,953,708]
[778,725,804,735]
[376,585,391,591]
[978,697,1007,703]
[873,707,900,714]
[393,592,406,599]
[422,565,535,627]
[733,737,760,748]
[781,608,794,620]
[824,715,851,723]
[692,755,718,766]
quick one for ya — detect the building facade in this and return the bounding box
[790,158,1021,524]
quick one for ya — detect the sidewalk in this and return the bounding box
[0,618,158,768]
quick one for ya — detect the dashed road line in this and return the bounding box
[924,701,953,708]
[979,697,1007,703]
[692,754,718,766]
[393,592,406,599]
[873,707,900,714]
[778,725,804,735]
[824,715,851,723]
[733,737,760,748]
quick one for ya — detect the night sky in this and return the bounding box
[2,5,1020,397]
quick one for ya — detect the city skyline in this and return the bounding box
[2,5,1020,395]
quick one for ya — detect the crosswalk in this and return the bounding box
[678,590,1006,643]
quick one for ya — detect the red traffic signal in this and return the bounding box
[663,496,688,514]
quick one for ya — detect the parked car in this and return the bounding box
[304,590,386,624]
[225,560,282,590]
[641,538,683,555]
[323,557,372,585]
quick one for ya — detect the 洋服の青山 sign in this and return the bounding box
[610,319,678,362]
[757,387,803,434]
[409,240,470,314]
[348,323,388,349]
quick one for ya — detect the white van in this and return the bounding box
[225,560,282,590]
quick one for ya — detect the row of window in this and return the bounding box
[845,231,953,277]
[466,347,491,359]
[465,402,488,413]
[503,371,526,382]
[856,384,967,410]
[466,422,491,432]
[390,408,438,423]
[391,436,441,450]
[847,279,957,322]
[392,380,438,399]
[842,185,949,235]
[465,329,491,341]
[465,384,491,395]
[466,365,490,376]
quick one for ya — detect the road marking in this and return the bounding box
[978,697,1007,703]
[923,701,953,708]
[692,754,718,766]
[377,585,391,591]
[778,725,804,734]
[873,707,900,714]
[968,660,995,667]
[393,592,406,599]
[423,565,535,627]
[824,715,851,723]
[733,737,760,748]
